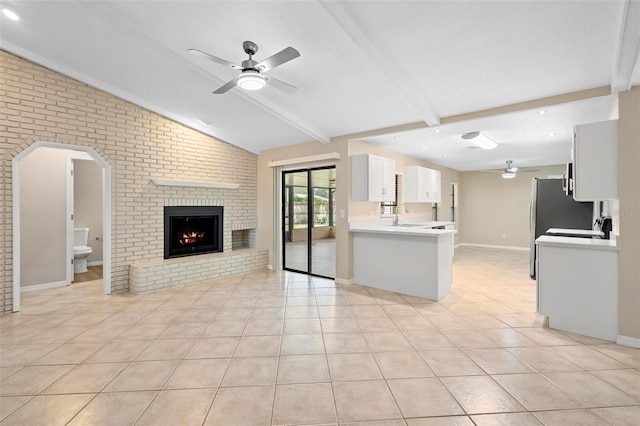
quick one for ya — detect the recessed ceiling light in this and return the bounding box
[443,154,448,158]
[435,129,440,133]
[1,5,21,21]
[394,136,400,140]
[549,132,556,137]
[538,110,547,115]
[421,145,426,149]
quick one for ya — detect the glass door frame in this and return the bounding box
[282,165,336,279]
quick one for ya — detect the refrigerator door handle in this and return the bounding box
[530,178,538,278]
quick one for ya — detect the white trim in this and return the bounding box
[87,261,104,267]
[611,0,640,93]
[268,264,274,270]
[273,166,283,271]
[268,152,341,168]
[21,281,67,293]
[12,156,20,312]
[616,334,640,348]
[335,278,354,285]
[459,243,530,252]
[151,178,239,189]
[12,141,112,312]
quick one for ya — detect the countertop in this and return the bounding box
[535,235,618,251]
[349,220,456,237]
[546,228,604,237]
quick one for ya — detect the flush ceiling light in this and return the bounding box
[237,70,266,91]
[538,109,547,114]
[461,131,498,150]
[501,171,516,179]
[1,5,20,21]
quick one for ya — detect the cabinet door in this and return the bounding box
[404,166,439,203]
[368,155,385,201]
[381,157,396,202]
[573,120,618,201]
[417,167,429,202]
[429,169,441,203]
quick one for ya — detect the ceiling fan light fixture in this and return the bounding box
[461,131,498,150]
[237,70,266,91]
[501,171,516,179]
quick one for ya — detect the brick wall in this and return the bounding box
[0,50,258,312]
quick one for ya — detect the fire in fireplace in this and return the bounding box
[164,206,223,259]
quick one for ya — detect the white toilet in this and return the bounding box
[73,228,93,273]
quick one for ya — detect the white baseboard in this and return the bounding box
[335,277,353,285]
[616,334,640,348]
[87,261,103,267]
[459,243,530,252]
[21,280,67,293]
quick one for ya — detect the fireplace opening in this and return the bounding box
[164,206,223,259]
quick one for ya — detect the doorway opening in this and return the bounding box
[12,141,112,312]
[282,166,336,279]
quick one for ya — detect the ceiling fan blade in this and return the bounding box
[187,48,242,70]
[255,47,300,72]
[264,75,298,93]
[507,166,519,172]
[213,76,240,94]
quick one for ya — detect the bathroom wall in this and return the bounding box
[19,147,69,288]
[74,159,103,264]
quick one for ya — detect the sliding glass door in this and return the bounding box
[282,166,336,278]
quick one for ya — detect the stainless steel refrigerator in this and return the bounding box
[530,178,594,278]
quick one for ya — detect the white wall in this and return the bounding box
[74,159,103,263]
[19,147,70,287]
[459,165,566,248]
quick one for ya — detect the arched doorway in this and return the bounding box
[12,141,112,312]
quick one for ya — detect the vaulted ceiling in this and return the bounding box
[1,1,638,171]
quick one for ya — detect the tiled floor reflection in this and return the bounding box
[1,246,638,425]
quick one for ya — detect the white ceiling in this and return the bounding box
[1,1,638,171]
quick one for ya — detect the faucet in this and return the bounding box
[393,213,400,226]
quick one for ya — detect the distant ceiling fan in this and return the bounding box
[483,161,538,179]
[188,41,300,94]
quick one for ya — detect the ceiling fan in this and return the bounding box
[483,161,538,179]
[188,41,300,94]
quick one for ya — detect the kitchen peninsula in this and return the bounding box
[350,220,456,300]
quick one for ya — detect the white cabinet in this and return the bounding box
[404,166,441,203]
[572,120,618,201]
[536,236,618,341]
[351,154,396,202]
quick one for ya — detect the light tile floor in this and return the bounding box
[1,246,639,425]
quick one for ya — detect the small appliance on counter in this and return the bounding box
[595,215,613,240]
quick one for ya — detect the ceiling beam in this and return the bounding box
[440,86,612,124]
[320,1,441,127]
[612,0,640,93]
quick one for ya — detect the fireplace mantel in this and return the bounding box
[151,178,240,189]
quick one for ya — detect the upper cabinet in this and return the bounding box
[572,120,618,201]
[404,166,441,203]
[351,154,396,202]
